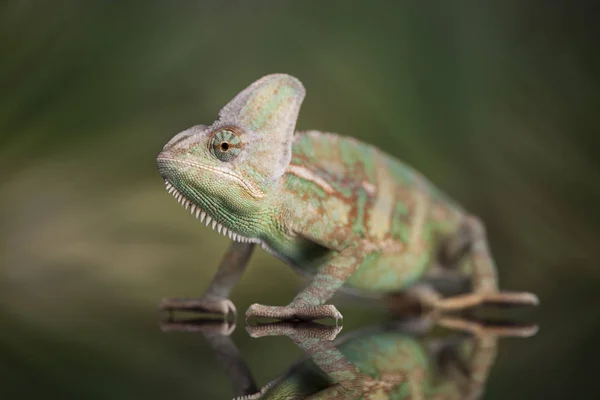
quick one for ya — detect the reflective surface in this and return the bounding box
[162,315,537,399]
[2,292,595,399]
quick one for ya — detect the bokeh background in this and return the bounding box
[1,1,598,398]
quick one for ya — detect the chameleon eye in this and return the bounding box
[210,129,242,162]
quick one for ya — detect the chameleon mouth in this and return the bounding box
[231,378,279,400]
[164,180,260,244]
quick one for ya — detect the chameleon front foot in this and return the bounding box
[245,303,343,323]
[160,297,236,318]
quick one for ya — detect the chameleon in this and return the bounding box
[161,316,538,399]
[156,73,539,322]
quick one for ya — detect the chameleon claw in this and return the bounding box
[226,299,238,321]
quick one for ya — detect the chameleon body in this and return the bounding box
[157,74,538,321]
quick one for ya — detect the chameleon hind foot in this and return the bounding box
[434,290,539,311]
[245,303,343,323]
[160,297,236,319]
[393,285,539,316]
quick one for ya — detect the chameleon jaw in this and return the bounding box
[164,180,261,244]
[231,378,279,400]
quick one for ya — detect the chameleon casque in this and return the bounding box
[156,74,538,321]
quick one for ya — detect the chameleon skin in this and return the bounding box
[274,130,463,293]
[157,74,538,320]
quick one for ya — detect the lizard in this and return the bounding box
[156,73,539,322]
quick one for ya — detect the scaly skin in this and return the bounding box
[156,74,539,321]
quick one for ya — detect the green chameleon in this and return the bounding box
[156,74,538,321]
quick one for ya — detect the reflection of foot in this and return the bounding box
[160,297,236,318]
[160,317,236,336]
[246,321,343,340]
[438,316,539,338]
[245,303,343,323]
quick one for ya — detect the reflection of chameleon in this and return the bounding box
[161,317,537,399]
[157,74,538,321]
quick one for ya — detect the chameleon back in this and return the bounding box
[281,131,465,293]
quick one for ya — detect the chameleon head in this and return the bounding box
[156,74,306,241]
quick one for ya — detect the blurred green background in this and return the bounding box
[1,1,598,398]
